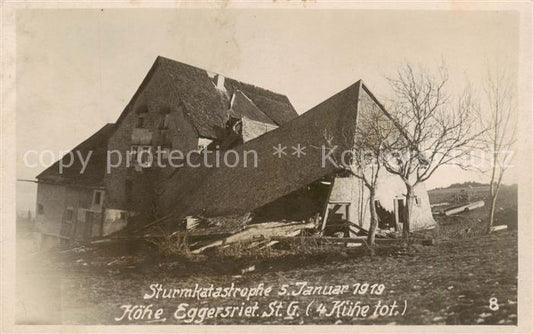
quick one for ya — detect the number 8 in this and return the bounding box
[489,297,499,311]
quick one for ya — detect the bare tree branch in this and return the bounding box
[383,63,484,242]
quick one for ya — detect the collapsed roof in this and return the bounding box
[158,80,394,219]
[115,56,298,139]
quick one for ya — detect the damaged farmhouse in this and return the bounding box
[35,56,435,249]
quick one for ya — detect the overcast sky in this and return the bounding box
[16,9,519,212]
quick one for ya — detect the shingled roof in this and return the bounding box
[229,90,276,125]
[116,56,298,139]
[36,123,115,186]
[157,80,406,220]
[158,81,376,218]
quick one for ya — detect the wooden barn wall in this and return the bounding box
[329,172,435,231]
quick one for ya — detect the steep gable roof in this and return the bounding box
[158,81,365,218]
[36,123,115,186]
[116,56,298,139]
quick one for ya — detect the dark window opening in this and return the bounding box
[65,208,74,221]
[136,116,146,128]
[93,190,104,207]
[158,113,170,130]
[129,146,138,164]
[37,204,44,215]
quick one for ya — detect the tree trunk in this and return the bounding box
[367,189,378,247]
[487,187,500,233]
[403,185,414,244]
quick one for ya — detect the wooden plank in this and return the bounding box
[258,240,280,250]
[490,225,507,232]
[191,221,315,254]
[320,178,336,231]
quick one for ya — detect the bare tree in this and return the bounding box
[322,95,398,247]
[478,70,517,232]
[384,64,482,243]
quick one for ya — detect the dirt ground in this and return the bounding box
[16,227,517,325]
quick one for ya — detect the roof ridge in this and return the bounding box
[157,56,291,100]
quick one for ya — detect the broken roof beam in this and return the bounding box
[190,221,316,254]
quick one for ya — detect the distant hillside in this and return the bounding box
[430,182,517,192]
[447,181,488,189]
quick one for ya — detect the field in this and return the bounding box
[428,184,518,233]
[16,185,518,326]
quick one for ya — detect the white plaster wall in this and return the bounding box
[329,171,436,231]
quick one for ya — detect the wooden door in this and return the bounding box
[394,198,407,231]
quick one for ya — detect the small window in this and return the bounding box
[158,114,170,130]
[94,192,101,205]
[37,204,44,215]
[65,208,74,221]
[92,190,104,208]
[129,146,138,164]
[136,116,146,128]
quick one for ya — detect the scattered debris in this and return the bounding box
[259,240,279,250]
[191,221,315,254]
[107,258,121,266]
[87,212,435,258]
[241,265,256,274]
[346,243,362,247]
[431,202,450,208]
[185,216,200,230]
[490,225,508,232]
[443,201,485,216]
[59,246,90,254]
[75,259,88,266]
